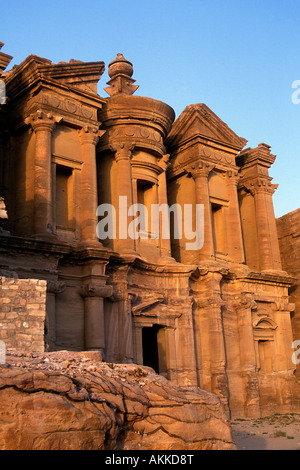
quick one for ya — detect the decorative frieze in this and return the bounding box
[41,93,97,121]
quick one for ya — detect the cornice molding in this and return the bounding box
[4,54,106,106]
[236,143,276,168]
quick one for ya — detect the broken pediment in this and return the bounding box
[38,59,105,94]
[4,54,105,98]
[0,42,13,74]
[131,294,165,315]
[166,103,247,152]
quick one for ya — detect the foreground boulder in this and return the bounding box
[0,349,235,450]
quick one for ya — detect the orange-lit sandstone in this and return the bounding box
[0,45,299,423]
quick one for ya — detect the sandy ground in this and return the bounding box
[231,413,300,450]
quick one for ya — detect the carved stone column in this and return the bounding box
[187,161,214,260]
[244,177,282,271]
[157,154,174,263]
[134,324,144,365]
[79,126,105,244]
[112,143,136,254]
[111,284,135,363]
[196,294,228,407]
[25,110,62,238]
[226,170,245,263]
[45,280,66,350]
[193,269,229,414]
[271,301,296,407]
[272,300,295,371]
[233,293,260,417]
[79,283,113,354]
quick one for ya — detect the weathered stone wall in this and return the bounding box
[0,277,46,352]
[277,208,300,377]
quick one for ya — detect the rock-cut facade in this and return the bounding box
[0,44,299,418]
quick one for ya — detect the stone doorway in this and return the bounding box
[142,324,167,376]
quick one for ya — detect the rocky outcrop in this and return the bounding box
[0,349,235,450]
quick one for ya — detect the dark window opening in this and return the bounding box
[211,202,227,256]
[56,164,72,229]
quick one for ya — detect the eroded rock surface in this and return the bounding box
[0,349,235,450]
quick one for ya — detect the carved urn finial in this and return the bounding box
[108,53,133,78]
[104,53,139,96]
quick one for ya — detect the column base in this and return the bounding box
[30,233,59,242]
[260,268,291,277]
[119,248,140,258]
[76,239,107,250]
[157,256,177,265]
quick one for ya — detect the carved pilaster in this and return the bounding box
[193,289,229,411]
[25,110,62,238]
[231,292,260,415]
[225,170,245,263]
[110,143,136,254]
[186,160,215,259]
[45,280,66,350]
[155,153,175,263]
[79,282,113,353]
[79,126,105,244]
[109,280,134,363]
[242,176,282,271]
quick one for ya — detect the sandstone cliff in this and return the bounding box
[0,349,235,450]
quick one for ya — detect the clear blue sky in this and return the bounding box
[1,0,300,217]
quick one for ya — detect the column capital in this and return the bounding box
[226,169,240,186]
[25,110,62,132]
[79,283,113,298]
[186,160,215,179]
[242,177,278,196]
[47,280,66,294]
[232,293,257,311]
[79,125,105,145]
[195,295,225,309]
[110,142,135,162]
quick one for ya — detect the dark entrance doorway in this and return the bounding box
[142,324,167,375]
